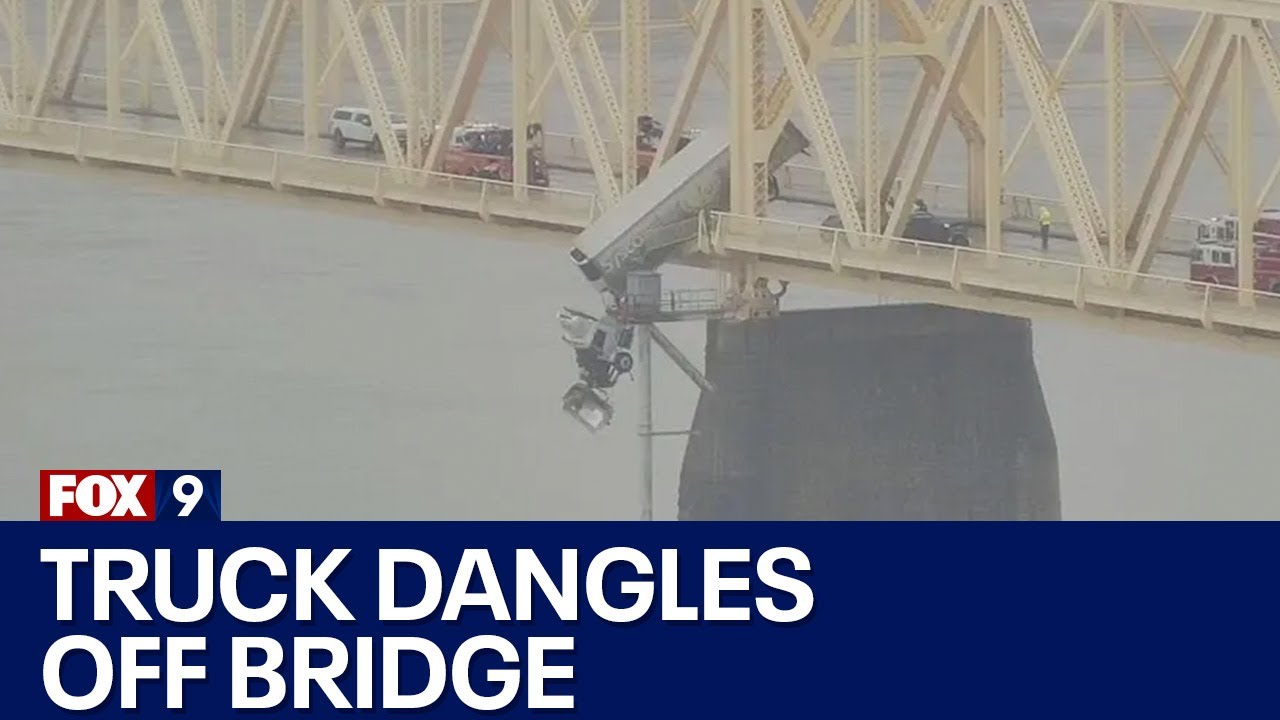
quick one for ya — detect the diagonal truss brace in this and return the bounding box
[424,0,504,174]
[762,0,864,235]
[993,0,1107,267]
[888,2,984,238]
[1129,22,1236,274]
[139,0,206,140]
[653,0,725,168]
[180,0,232,118]
[537,0,621,205]
[334,0,405,168]
[221,0,292,143]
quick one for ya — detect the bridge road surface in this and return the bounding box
[28,101,1197,281]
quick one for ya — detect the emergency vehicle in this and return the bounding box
[1189,211,1280,292]
[427,122,550,186]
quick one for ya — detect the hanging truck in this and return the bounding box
[557,122,811,431]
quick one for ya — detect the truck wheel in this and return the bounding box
[614,352,634,373]
[1271,282,1280,294]
[332,130,346,152]
[950,233,970,247]
[767,174,780,201]
[372,136,383,155]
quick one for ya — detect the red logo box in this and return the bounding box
[40,471,156,521]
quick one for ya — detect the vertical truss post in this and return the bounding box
[48,1,61,65]
[425,0,504,173]
[621,0,648,191]
[860,0,881,233]
[136,1,153,110]
[1105,2,1125,268]
[536,0,621,205]
[526,2,544,126]
[9,0,26,113]
[512,0,530,196]
[407,0,422,167]
[106,0,122,124]
[728,0,757,216]
[302,0,320,153]
[232,0,247,85]
[0,66,11,119]
[1232,31,1255,304]
[427,0,443,124]
[980,5,1002,253]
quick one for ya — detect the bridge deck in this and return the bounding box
[2,112,1277,355]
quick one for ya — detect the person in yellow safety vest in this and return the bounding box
[1039,206,1052,250]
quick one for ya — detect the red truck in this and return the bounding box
[1190,212,1280,292]
[424,122,550,186]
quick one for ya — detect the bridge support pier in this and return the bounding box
[679,304,1061,520]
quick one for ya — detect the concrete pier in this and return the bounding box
[679,305,1061,520]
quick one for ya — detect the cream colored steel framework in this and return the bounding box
[4,0,1280,304]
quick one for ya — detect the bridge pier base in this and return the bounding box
[679,304,1061,520]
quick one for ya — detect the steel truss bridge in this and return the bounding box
[3,0,1280,354]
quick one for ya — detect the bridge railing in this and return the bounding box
[706,211,1280,337]
[0,115,602,228]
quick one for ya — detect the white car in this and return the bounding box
[328,106,409,154]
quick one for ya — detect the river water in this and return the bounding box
[2,1,1279,519]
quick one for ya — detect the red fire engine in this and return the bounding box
[424,122,550,186]
[1189,211,1280,292]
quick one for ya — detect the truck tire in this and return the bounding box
[372,136,383,155]
[332,130,346,152]
[614,352,634,373]
[767,174,780,201]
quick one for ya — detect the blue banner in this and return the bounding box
[0,521,1275,718]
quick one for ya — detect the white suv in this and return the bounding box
[328,106,409,154]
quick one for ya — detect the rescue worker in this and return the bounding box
[1039,206,1052,250]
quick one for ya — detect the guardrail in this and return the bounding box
[706,211,1280,340]
[0,115,602,229]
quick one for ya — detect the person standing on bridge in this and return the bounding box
[1039,206,1052,251]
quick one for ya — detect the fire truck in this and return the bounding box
[1189,211,1280,292]
[425,122,551,186]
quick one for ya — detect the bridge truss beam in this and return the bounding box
[0,0,1278,289]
